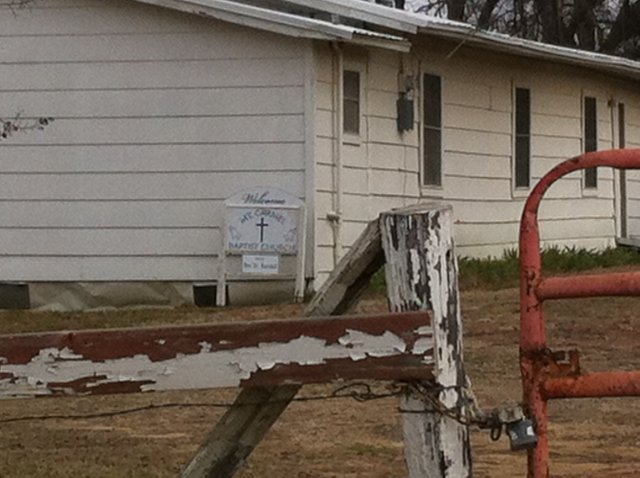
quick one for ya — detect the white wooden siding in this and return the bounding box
[0,116,304,145]
[313,44,420,279]
[0,0,308,281]
[313,39,638,279]
[625,102,640,239]
[440,53,618,255]
[448,47,624,252]
[0,257,215,282]
[0,59,303,90]
[0,200,225,227]
[0,172,305,200]
[0,88,305,117]
[453,197,614,223]
[0,229,220,256]
[0,144,305,173]
[456,237,613,258]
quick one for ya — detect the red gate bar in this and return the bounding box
[543,371,640,399]
[0,311,433,398]
[537,271,640,300]
[519,149,640,478]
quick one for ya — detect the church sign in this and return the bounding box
[217,187,306,306]
[225,192,299,254]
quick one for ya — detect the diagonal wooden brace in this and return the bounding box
[181,220,385,478]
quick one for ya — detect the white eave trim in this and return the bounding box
[135,0,409,50]
[277,0,419,34]
[136,0,350,39]
[414,16,640,81]
[350,27,411,52]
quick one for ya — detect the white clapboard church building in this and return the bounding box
[1,0,640,309]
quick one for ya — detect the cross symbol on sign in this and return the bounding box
[256,217,269,242]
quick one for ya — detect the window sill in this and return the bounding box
[582,187,599,197]
[512,187,531,199]
[420,185,444,199]
[342,133,362,146]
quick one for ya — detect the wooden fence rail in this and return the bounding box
[0,312,432,398]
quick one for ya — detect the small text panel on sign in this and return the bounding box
[242,255,279,274]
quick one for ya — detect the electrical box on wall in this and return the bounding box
[397,93,414,133]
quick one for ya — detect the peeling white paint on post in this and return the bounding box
[380,204,471,478]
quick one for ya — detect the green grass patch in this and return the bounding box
[370,245,640,292]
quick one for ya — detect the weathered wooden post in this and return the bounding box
[380,203,471,477]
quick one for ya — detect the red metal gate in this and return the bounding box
[519,149,640,478]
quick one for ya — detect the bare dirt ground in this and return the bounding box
[1,285,640,477]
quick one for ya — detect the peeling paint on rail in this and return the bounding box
[0,312,433,398]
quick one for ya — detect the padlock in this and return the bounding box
[506,418,538,451]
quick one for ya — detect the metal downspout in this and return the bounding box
[329,42,344,266]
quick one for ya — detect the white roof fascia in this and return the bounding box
[135,0,410,50]
[135,0,352,40]
[414,16,640,81]
[277,0,418,34]
[351,28,411,52]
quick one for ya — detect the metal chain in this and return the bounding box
[398,378,506,440]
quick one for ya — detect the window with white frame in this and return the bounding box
[343,70,361,135]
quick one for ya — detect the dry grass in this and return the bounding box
[1,288,640,477]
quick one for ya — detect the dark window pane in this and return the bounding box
[619,103,626,148]
[423,74,442,186]
[584,97,597,152]
[515,88,530,134]
[619,103,627,236]
[424,74,441,128]
[515,136,530,188]
[514,87,530,188]
[343,71,360,100]
[344,99,359,134]
[343,70,360,134]
[424,128,441,186]
[585,167,597,188]
[584,96,597,188]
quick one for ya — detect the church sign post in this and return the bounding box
[217,187,306,306]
